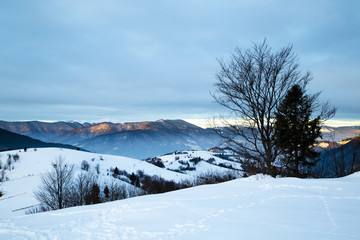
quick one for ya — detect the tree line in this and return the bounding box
[31,156,239,213]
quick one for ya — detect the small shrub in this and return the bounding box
[26,205,50,215]
[136,170,144,178]
[95,164,100,174]
[141,175,179,194]
[81,160,90,171]
[189,157,202,165]
[6,155,12,168]
[207,158,215,164]
[12,154,20,162]
[146,157,165,168]
[178,160,187,165]
[218,162,234,169]
[196,170,240,185]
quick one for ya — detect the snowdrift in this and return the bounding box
[1,169,359,239]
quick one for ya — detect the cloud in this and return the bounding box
[0,0,359,124]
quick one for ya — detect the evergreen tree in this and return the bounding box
[274,84,322,177]
[130,173,137,185]
[85,183,101,205]
[113,167,119,176]
[104,185,110,199]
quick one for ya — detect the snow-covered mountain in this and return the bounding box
[1,168,359,239]
[0,120,92,142]
[0,120,222,159]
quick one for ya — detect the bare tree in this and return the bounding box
[108,178,127,201]
[332,137,360,177]
[348,137,360,174]
[34,156,74,210]
[0,181,3,197]
[212,40,311,176]
[0,169,5,182]
[71,171,97,206]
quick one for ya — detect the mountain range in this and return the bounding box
[0,120,222,158]
[0,119,359,159]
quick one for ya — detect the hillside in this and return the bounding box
[0,148,236,217]
[315,136,360,177]
[0,128,79,151]
[147,150,242,176]
[0,172,359,239]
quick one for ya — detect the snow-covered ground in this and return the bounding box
[153,150,242,175]
[1,148,359,239]
[0,148,190,217]
[0,173,359,239]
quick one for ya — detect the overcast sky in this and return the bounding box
[1,0,359,126]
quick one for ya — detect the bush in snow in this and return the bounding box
[146,157,165,168]
[189,157,202,165]
[196,170,240,185]
[26,205,50,215]
[81,160,90,171]
[206,158,216,164]
[0,170,7,182]
[95,164,100,174]
[12,154,20,162]
[141,175,178,194]
[6,155,12,169]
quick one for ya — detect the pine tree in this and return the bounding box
[274,84,322,177]
[85,183,101,205]
[130,173,137,185]
[104,185,110,199]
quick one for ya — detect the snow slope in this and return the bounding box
[1,173,359,239]
[152,150,242,175]
[0,148,190,217]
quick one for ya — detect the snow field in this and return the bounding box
[0,172,359,239]
[0,148,190,217]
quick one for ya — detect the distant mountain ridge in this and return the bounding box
[0,120,222,158]
[321,126,360,141]
[0,120,93,142]
[1,119,359,159]
[0,128,80,151]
